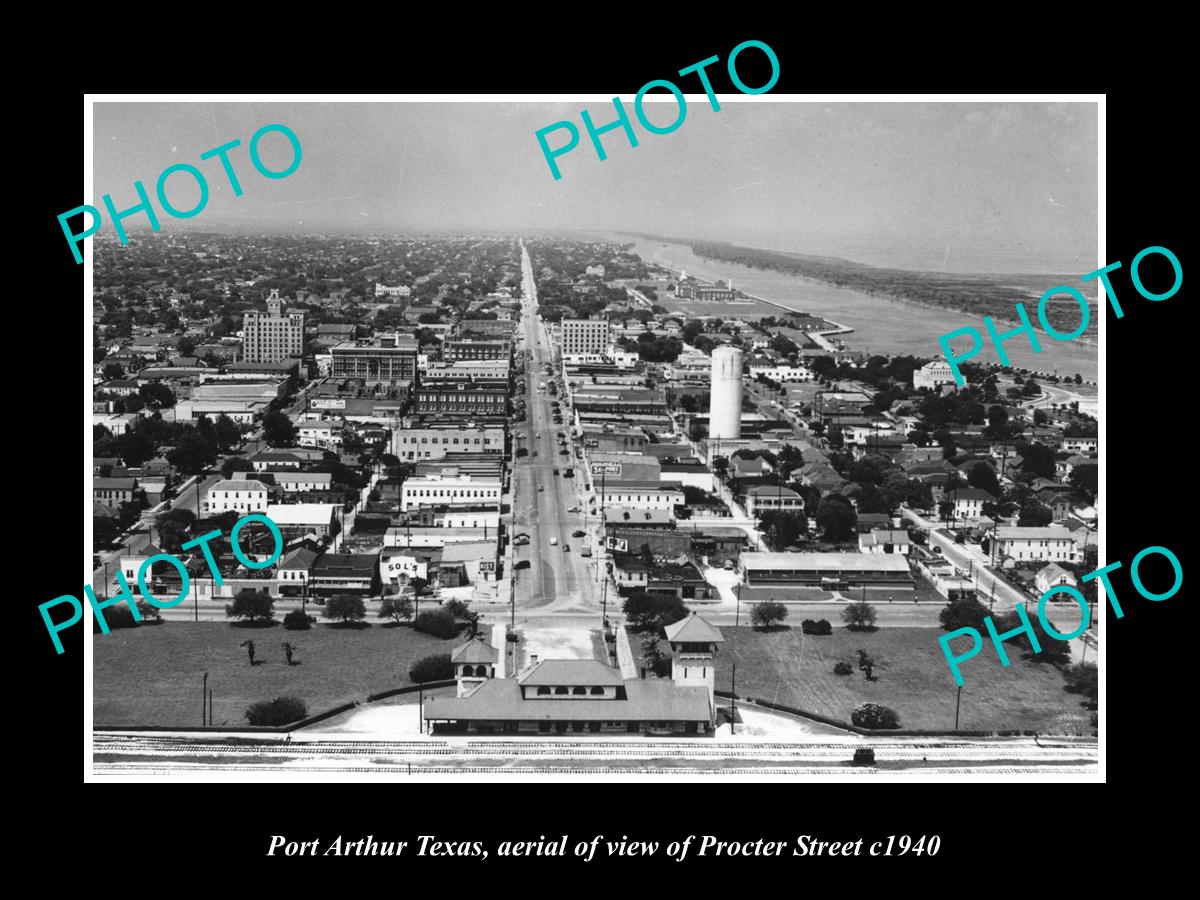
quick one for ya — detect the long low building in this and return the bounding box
[598,480,684,511]
[739,551,913,589]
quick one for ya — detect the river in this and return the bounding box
[617,235,1099,383]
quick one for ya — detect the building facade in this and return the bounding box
[561,318,610,356]
[393,424,505,460]
[242,291,305,363]
[331,336,418,383]
[400,471,502,512]
[414,380,507,417]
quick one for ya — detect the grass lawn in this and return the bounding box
[712,626,1092,734]
[94,622,462,728]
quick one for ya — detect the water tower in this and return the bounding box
[709,346,743,440]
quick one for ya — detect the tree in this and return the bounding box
[758,510,809,550]
[408,576,430,597]
[245,696,307,726]
[751,600,788,629]
[102,362,125,380]
[1016,440,1056,479]
[842,601,877,630]
[139,382,176,409]
[968,462,1001,497]
[1064,662,1099,702]
[262,410,297,447]
[379,595,414,624]
[939,596,990,631]
[323,594,367,624]
[1018,501,1053,527]
[168,430,219,476]
[222,456,255,479]
[214,414,243,451]
[409,653,454,683]
[640,632,668,675]
[155,508,195,554]
[815,494,856,541]
[225,589,274,623]
[1068,463,1098,502]
[622,591,688,633]
[678,394,699,413]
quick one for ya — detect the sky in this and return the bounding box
[93,100,1098,274]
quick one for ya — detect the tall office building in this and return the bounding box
[242,290,305,363]
[561,318,610,356]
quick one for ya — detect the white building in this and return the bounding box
[599,481,684,511]
[1059,436,1098,454]
[204,478,269,515]
[994,526,1079,563]
[401,470,502,512]
[265,503,339,539]
[859,529,912,556]
[913,360,958,390]
[274,472,334,493]
[375,283,412,299]
[1035,562,1079,594]
[749,362,812,382]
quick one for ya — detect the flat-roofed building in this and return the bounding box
[393,423,505,460]
[414,380,507,417]
[401,470,502,512]
[204,478,269,515]
[561,318,610,356]
[740,551,913,590]
[443,339,511,362]
[331,335,418,383]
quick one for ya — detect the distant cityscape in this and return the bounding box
[89,226,1098,774]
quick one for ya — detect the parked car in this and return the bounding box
[567,505,580,513]
[538,485,545,493]
[572,530,585,538]
[723,559,735,570]
[563,544,570,552]
[550,536,558,546]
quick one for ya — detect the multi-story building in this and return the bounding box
[442,339,511,362]
[393,424,505,460]
[424,360,510,381]
[242,290,305,363]
[331,335,419,384]
[561,318,610,356]
[414,380,507,417]
[204,478,269,515]
[94,476,137,508]
[992,526,1079,563]
[374,283,412,299]
[598,481,684,511]
[400,470,502,512]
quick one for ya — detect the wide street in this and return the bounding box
[509,242,603,619]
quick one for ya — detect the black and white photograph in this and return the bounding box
[74,95,1116,781]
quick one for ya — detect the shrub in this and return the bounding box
[136,600,162,623]
[833,661,853,676]
[245,696,308,726]
[283,609,312,630]
[413,610,461,639]
[851,702,900,730]
[801,619,832,635]
[1064,662,1098,699]
[409,653,454,683]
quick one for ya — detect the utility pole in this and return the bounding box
[202,672,208,726]
[730,663,737,731]
[954,685,963,731]
[735,579,742,627]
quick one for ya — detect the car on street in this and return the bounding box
[562,544,570,552]
[559,449,569,455]
[553,467,559,475]
[550,537,558,546]
[572,530,585,538]
[537,485,545,493]
[567,506,580,513]
[724,559,735,570]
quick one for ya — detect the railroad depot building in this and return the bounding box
[424,614,724,736]
[739,551,914,592]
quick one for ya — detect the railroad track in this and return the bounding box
[93,735,1097,765]
[93,762,1098,776]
